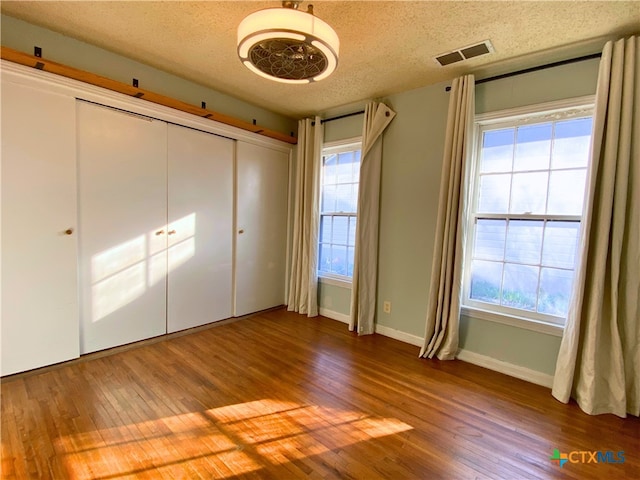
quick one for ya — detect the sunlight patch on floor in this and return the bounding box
[56,398,413,478]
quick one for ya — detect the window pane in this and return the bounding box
[470,260,502,304]
[510,171,548,214]
[514,123,552,171]
[320,216,332,243]
[547,169,587,215]
[474,219,506,261]
[318,244,331,273]
[502,263,539,311]
[348,217,357,246]
[481,128,514,173]
[552,118,592,169]
[478,173,511,213]
[542,221,579,269]
[321,184,336,213]
[538,267,574,317]
[337,152,355,183]
[333,216,348,245]
[323,154,337,185]
[336,184,356,212]
[505,220,543,264]
[330,245,348,276]
[319,144,361,280]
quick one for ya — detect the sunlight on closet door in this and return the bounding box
[89,213,196,323]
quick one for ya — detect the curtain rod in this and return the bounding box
[445,52,602,92]
[322,110,365,123]
[311,110,365,126]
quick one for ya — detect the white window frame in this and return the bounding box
[317,137,362,287]
[462,96,595,336]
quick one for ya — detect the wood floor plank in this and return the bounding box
[2,308,638,479]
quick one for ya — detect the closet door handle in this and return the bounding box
[238,229,245,234]
[64,228,74,235]
[155,230,164,236]
[168,230,176,235]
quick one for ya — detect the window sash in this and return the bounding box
[462,99,594,327]
[318,139,362,281]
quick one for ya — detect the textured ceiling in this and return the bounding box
[2,1,639,118]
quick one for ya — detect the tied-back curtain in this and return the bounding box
[420,74,475,360]
[552,36,639,417]
[349,102,396,334]
[287,117,322,317]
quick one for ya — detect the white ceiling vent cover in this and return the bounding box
[434,40,495,66]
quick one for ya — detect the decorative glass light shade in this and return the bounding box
[237,2,339,84]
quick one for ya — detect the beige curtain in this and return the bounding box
[552,36,639,417]
[287,117,322,316]
[349,102,396,334]
[420,74,475,360]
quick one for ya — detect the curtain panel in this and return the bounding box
[420,74,475,360]
[552,36,639,417]
[349,102,396,334]
[287,117,322,317]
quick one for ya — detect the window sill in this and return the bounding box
[460,306,564,337]
[318,275,352,289]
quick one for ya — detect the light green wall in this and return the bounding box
[376,82,451,337]
[323,113,363,143]
[318,281,352,316]
[459,315,561,375]
[317,58,600,378]
[1,14,297,136]
[476,58,600,114]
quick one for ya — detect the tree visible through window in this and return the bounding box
[318,140,361,279]
[464,102,593,326]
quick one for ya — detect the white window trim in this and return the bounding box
[318,274,353,289]
[322,137,362,152]
[317,136,362,285]
[462,95,595,335]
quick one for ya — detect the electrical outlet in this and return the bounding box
[383,301,391,314]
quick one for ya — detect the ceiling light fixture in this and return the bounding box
[237,1,339,84]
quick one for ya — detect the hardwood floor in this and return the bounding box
[1,309,638,479]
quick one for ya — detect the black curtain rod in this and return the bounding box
[322,110,365,123]
[311,110,365,126]
[445,52,602,91]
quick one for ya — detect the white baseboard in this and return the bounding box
[374,324,423,347]
[319,308,350,324]
[456,349,554,388]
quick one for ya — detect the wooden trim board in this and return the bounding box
[0,46,297,145]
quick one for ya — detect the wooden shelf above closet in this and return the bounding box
[1,46,298,145]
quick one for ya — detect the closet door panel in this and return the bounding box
[235,142,289,316]
[77,102,168,354]
[1,81,79,375]
[167,125,233,333]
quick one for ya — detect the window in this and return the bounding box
[318,139,362,281]
[463,99,594,327]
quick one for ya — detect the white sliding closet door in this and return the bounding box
[77,101,168,354]
[1,81,79,375]
[235,142,289,316]
[167,125,233,332]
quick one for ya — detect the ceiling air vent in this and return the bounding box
[435,40,494,66]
